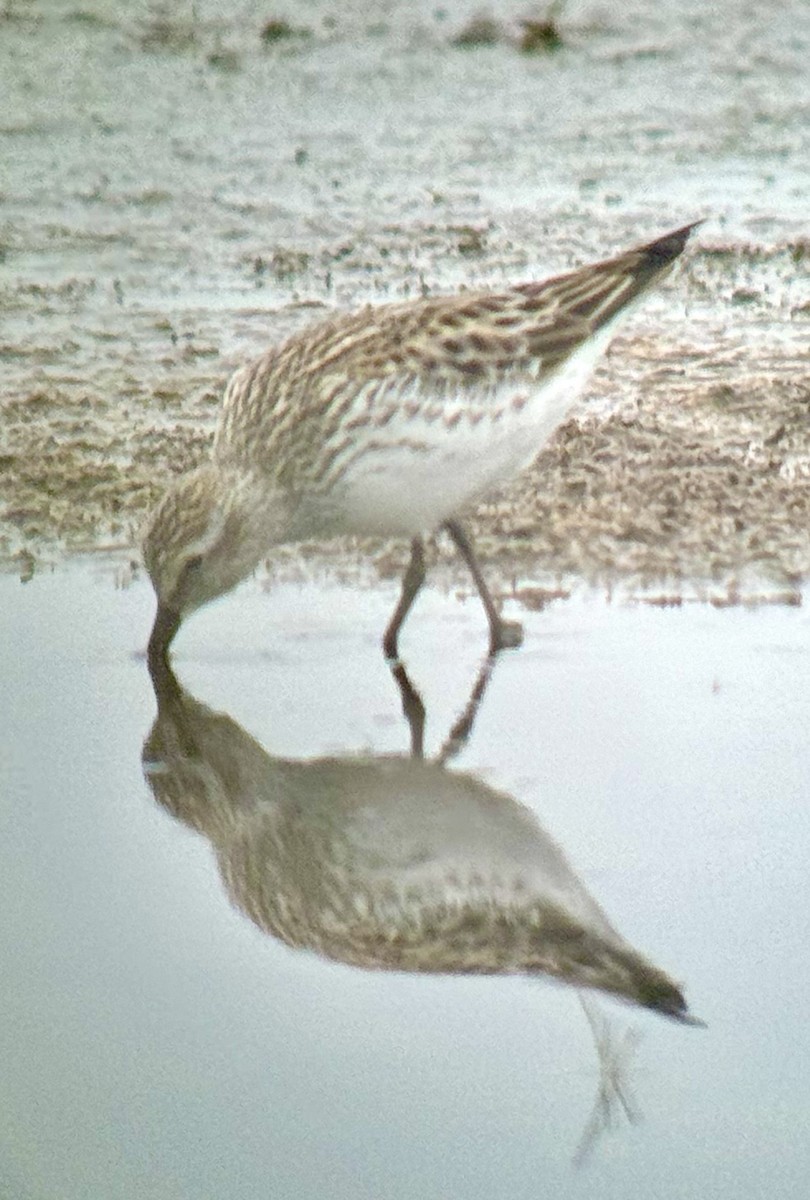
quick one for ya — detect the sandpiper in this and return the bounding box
[143,222,699,662]
[143,654,702,1024]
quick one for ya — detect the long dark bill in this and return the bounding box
[147,604,181,668]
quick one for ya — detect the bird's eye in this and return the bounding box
[184,554,204,577]
[178,554,204,595]
[173,553,205,607]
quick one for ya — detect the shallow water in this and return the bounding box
[3,567,810,1198]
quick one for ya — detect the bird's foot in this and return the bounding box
[490,618,524,654]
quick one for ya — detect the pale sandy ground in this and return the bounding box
[1,0,808,604]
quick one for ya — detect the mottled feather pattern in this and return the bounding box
[143,223,698,659]
[214,229,692,498]
[142,465,219,585]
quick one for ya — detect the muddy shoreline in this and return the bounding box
[2,0,808,602]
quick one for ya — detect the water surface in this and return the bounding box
[2,568,809,1198]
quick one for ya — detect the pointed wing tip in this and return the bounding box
[640,219,706,267]
[669,1008,708,1029]
[652,994,707,1028]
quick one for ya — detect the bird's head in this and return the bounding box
[141,463,278,663]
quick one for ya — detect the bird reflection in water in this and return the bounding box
[142,652,702,1157]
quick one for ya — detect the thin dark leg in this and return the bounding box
[383,536,426,660]
[390,647,501,764]
[437,652,498,765]
[389,660,426,759]
[443,519,523,655]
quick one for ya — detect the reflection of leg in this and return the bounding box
[383,537,426,661]
[573,994,641,1169]
[437,653,497,765]
[442,519,523,655]
[390,632,499,762]
[389,660,426,759]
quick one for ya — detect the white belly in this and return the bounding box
[329,327,613,537]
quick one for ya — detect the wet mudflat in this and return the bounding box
[2,567,810,1199]
[1,0,809,592]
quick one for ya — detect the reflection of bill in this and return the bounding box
[142,654,703,1030]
